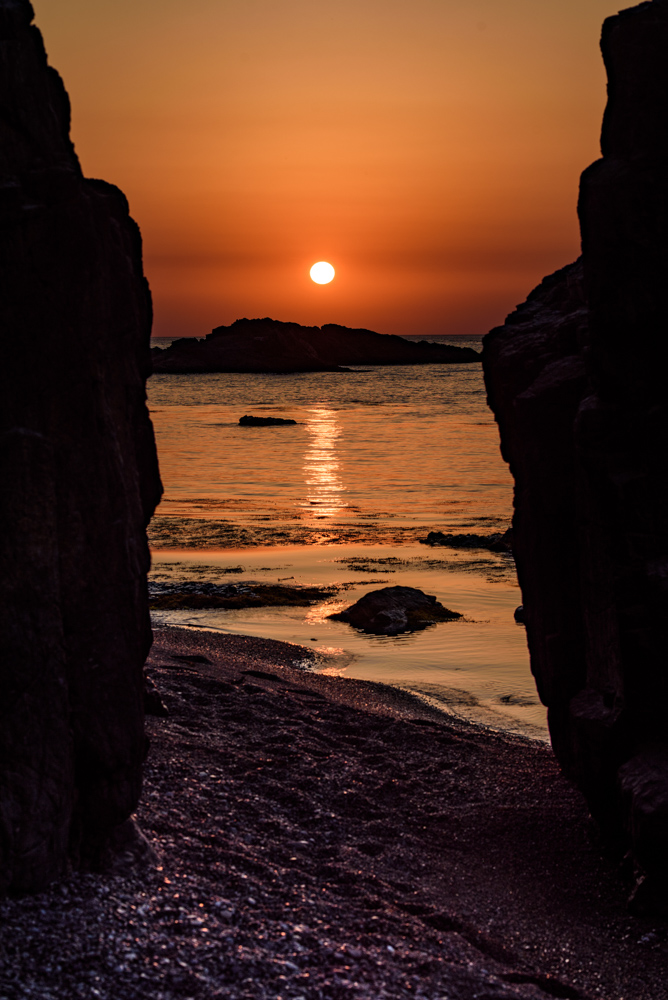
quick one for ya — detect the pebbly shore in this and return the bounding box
[0,626,666,1000]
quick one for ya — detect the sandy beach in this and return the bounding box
[0,625,666,1000]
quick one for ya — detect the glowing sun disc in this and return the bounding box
[310,261,335,284]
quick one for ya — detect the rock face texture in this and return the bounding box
[483,0,668,902]
[329,586,462,635]
[0,0,162,892]
[151,317,480,373]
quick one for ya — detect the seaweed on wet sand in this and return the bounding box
[149,581,336,610]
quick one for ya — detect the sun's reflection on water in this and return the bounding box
[299,407,348,519]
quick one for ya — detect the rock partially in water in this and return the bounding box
[421,530,513,553]
[239,414,297,426]
[151,317,480,373]
[149,581,333,610]
[329,586,462,635]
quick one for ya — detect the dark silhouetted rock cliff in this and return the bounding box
[151,317,479,373]
[483,0,668,908]
[0,0,162,891]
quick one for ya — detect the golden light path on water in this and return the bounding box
[146,361,544,738]
[299,407,348,520]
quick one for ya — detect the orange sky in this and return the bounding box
[32,0,621,338]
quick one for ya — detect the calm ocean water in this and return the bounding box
[147,337,543,738]
[148,337,511,539]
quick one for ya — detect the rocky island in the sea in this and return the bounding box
[151,316,480,373]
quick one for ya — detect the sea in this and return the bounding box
[147,334,545,740]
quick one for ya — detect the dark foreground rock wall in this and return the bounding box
[483,0,668,904]
[0,0,162,892]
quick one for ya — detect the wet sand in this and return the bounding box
[2,625,666,1000]
[149,542,542,738]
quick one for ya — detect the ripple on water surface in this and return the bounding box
[147,362,513,538]
[146,359,541,738]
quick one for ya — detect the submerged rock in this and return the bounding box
[483,0,668,902]
[151,317,480,373]
[149,581,333,609]
[421,530,513,553]
[239,414,297,426]
[329,586,462,635]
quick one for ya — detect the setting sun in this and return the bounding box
[310,261,335,285]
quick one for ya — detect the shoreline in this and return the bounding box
[2,624,664,999]
[150,621,549,743]
[149,624,524,732]
[147,518,512,551]
[148,541,542,740]
[139,626,668,1000]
